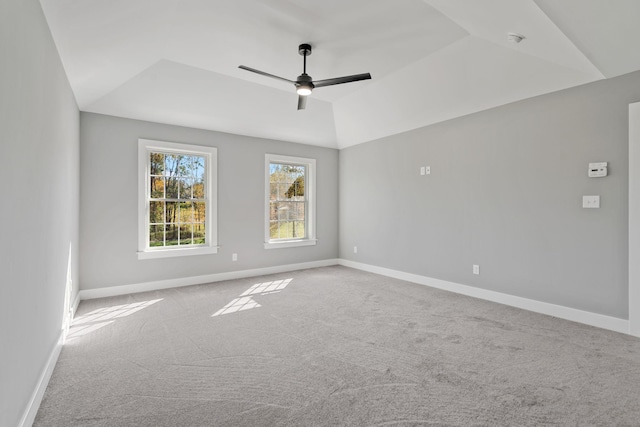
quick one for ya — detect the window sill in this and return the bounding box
[138,246,218,260]
[264,239,317,250]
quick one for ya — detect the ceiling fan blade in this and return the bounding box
[297,95,307,110]
[313,73,371,88]
[238,65,295,84]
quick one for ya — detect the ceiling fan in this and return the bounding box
[239,44,372,110]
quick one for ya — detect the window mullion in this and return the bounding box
[161,197,166,248]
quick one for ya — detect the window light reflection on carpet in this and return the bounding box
[212,278,292,317]
[65,298,163,342]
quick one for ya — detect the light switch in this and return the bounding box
[582,195,600,208]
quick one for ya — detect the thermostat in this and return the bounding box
[588,162,607,178]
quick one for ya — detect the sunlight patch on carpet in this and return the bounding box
[212,279,292,317]
[66,298,163,342]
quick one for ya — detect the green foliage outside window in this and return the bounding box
[148,152,206,247]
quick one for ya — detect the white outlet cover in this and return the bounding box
[425,166,431,175]
[582,195,600,208]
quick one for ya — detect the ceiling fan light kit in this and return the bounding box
[296,86,313,95]
[239,43,371,110]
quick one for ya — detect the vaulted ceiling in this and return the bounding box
[40,0,640,149]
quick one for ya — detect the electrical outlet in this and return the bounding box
[420,167,425,176]
[473,264,480,275]
[354,246,358,254]
[232,253,238,261]
[582,195,600,209]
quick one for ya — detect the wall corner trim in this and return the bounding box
[629,102,640,338]
[72,292,81,318]
[19,332,63,427]
[338,259,630,335]
[79,259,340,300]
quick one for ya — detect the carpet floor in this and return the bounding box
[35,266,640,426]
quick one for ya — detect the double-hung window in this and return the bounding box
[265,154,316,249]
[138,139,217,259]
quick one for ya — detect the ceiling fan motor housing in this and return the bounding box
[296,73,314,89]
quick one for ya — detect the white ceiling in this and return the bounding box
[39,0,640,149]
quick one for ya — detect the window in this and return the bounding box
[138,139,217,259]
[265,154,316,249]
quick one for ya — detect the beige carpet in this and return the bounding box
[35,266,640,426]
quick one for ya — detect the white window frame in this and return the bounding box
[264,154,317,249]
[137,139,218,260]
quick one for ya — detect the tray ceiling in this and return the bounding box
[39,0,640,148]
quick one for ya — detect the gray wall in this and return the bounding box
[0,0,80,425]
[79,113,339,290]
[340,70,640,319]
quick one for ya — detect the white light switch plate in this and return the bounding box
[582,195,600,208]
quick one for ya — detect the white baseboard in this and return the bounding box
[79,259,339,300]
[77,257,629,335]
[339,259,630,335]
[19,332,63,427]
